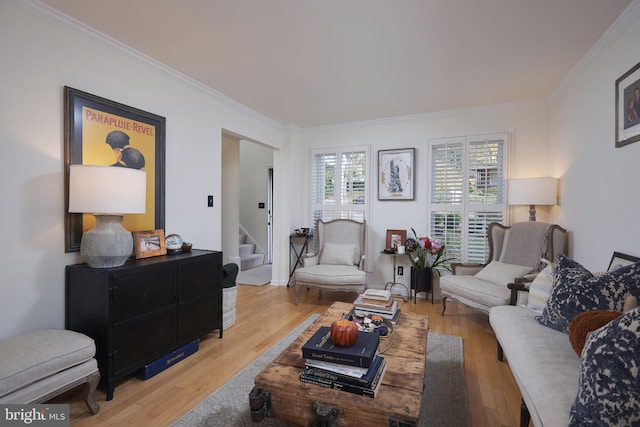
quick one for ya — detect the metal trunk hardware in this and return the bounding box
[249,387,271,422]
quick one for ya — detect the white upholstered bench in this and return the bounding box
[0,329,100,414]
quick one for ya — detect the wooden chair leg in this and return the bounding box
[440,296,448,315]
[85,371,101,415]
[294,284,301,304]
[520,398,531,427]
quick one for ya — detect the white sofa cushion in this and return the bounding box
[474,261,532,285]
[490,305,580,427]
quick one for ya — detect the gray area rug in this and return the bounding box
[237,264,272,286]
[172,315,470,427]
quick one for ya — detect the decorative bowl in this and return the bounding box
[181,242,192,252]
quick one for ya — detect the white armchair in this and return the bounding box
[294,219,366,304]
[439,221,567,315]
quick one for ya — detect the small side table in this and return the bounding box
[380,251,409,300]
[288,233,313,286]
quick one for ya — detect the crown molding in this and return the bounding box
[10,0,284,129]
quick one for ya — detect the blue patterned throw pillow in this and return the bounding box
[569,307,640,426]
[536,254,640,332]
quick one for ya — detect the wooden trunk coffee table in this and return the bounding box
[250,301,429,426]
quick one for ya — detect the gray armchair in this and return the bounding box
[439,221,567,315]
[294,219,366,304]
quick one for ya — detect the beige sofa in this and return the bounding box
[490,302,580,426]
[490,253,640,427]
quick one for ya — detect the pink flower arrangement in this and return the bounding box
[406,228,451,272]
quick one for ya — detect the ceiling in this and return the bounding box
[39,0,632,128]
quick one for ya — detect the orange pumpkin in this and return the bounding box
[330,318,359,347]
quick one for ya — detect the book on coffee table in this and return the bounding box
[299,359,387,398]
[353,295,398,313]
[304,355,385,387]
[362,289,392,301]
[301,326,379,368]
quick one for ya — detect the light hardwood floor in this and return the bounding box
[57,284,522,426]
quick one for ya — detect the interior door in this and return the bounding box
[267,167,273,264]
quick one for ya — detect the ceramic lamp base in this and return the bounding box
[80,214,133,268]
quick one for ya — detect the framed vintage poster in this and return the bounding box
[385,229,407,250]
[64,86,166,252]
[133,230,167,259]
[378,148,414,200]
[615,61,640,148]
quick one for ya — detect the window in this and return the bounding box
[428,133,509,263]
[311,146,368,225]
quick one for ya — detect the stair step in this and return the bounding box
[239,243,255,257]
[239,234,247,245]
[241,254,265,271]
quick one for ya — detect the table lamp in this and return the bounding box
[508,177,558,221]
[68,164,146,268]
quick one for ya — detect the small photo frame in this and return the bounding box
[607,251,640,272]
[378,148,414,200]
[615,61,640,148]
[133,229,167,259]
[385,229,406,250]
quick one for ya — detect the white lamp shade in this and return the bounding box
[508,177,558,206]
[68,164,146,214]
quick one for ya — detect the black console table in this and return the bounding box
[65,249,222,400]
[288,233,313,286]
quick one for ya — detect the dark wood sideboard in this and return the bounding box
[65,249,223,400]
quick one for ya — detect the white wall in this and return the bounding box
[0,1,286,339]
[550,3,640,270]
[299,102,554,291]
[239,140,273,256]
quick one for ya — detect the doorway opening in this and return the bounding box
[220,131,275,279]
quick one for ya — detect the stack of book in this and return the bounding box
[300,326,387,398]
[353,289,400,323]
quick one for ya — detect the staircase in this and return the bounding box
[239,233,265,271]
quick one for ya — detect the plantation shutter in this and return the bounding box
[312,151,337,224]
[311,146,368,226]
[429,133,509,263]
[429,138,465,261]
